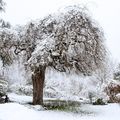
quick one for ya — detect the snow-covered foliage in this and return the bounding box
[44,68,110,101]
[0,78,8,96]
[0,6,110,104]
[114,63,120,81]
[9,84,33,96]
[3,60,27,85]
[0,0,5,12]
[7,67,110,103]
[105,80,120,102]
[0,27,27,87]
[16,6,106,75]
[0,28,17,66]
[0,19,11,28]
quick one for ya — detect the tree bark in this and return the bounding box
[32,65,46,105]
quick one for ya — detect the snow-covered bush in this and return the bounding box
[116,93,120,100]
[0,79,8,96]
[44,68,110,102]
[8,83,33,96]
[105,80,120,103]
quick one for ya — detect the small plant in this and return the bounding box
[42,99,80,112]
[93,98,106,105]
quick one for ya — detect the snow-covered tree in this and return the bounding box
[0,19,11,28]
[0,0,11,28]
[16,6,107,105]
[0,28,17,66]
[0,0,5,12]
[0,0,15,66]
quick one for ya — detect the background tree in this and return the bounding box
[0,1,17,98]
[0,0,5,12]
[0,28,17,66]
[0,0,11,28]
[0,19,11,28]
[16,6,107,105]
[0,0,13,66]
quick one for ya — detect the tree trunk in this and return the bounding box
[32,65,46,105]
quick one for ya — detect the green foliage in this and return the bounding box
[43,99,80,112]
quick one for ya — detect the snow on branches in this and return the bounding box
[17,6,107,75]
[0,28,17,65]
[0,0,5,12]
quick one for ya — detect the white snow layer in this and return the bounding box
[0,94,120,120]
[0,103,120,120]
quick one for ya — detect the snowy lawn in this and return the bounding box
[0,94,120,120]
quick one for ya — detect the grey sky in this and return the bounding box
[1,0,120,62]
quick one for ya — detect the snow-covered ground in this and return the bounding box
[0,94,120,120]
[0,102,120,120]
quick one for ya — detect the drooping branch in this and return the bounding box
[15,6,107,76]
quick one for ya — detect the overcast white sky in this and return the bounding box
[1,0,120,63]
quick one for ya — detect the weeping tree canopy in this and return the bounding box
[14,6,107,105]
[19,6,106,75]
